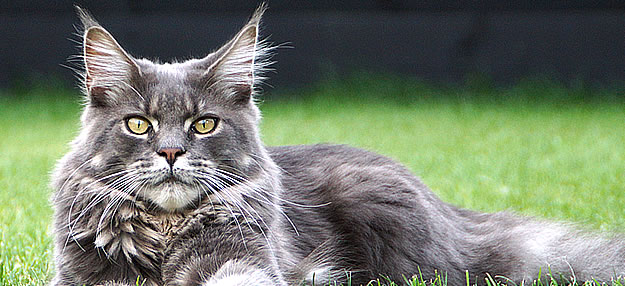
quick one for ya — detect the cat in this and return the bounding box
[50,5,624,286]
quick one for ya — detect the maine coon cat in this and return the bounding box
[51,6,624,286]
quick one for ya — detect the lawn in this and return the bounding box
[0,75,624,285]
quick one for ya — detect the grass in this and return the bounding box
[0,75,624,285]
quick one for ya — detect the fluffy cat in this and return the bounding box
[51,6,624,286]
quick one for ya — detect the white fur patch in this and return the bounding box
[144,181,196,211]
[90,154,104,168]
[202,260,276,286]
[306,266,334,285]
[137,156,208,211]
[203,273,252,286]
[525,227,563,259]
[240,154,253,167]
[154,63,186,79]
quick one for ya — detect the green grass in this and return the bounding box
[1,75,624,285]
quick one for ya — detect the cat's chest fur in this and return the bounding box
[90,195,231,284]
[91,199,188,283]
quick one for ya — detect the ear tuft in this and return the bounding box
[75,5,100,30]
[248,3,267,28]
[204,4,272,102]
[83,25,141,105]
[75,7,141,106]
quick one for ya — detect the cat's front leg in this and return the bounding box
[95,282,136,286]
[163,244,285,286]
[162,213,286,286]
[50,274,136,286]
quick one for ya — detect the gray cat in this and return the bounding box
[50,6,624,286]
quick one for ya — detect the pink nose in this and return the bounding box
[157,147,184,166]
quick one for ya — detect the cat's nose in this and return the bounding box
[157,147,185,167]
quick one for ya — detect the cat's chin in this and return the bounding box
[142,180,199,212]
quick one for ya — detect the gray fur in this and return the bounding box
[51,6,624,286]
[271,145,625,285]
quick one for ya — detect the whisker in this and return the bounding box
[197,178,249,250]
[97,172,142,234]
[224,169,331,208]
[65,176,133,252]
[63,169,134,252]
[67,169,133,217]
[56,158,95,200]
[210,175,273,246]
[213,167,327,209]
[119,81,146,101]
[67,170,137,236]
[213,175,274,250]
[211,168,300,235]
[69,170,136,228]
[203,168,283,247]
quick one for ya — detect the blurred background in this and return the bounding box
[2,0,625,90]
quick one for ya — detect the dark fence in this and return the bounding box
[2,1,625,90]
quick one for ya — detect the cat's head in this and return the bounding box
[62,7,274,211]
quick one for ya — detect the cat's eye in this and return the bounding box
[192,117,218,134]
[126,117,150,135]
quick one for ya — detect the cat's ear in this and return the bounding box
[77,7,141,106]
[203,6,269,103]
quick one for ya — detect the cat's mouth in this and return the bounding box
[164,176,177,183]
[141,171,201,211]
[151,169,194,186]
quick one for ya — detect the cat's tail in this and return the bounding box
[461,210,625,284]
[520,224,624,283]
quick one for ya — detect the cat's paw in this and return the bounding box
[94,282,134,286]
[202,260,283,286]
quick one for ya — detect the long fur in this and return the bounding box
[50,6,625,286]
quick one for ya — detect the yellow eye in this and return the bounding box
[126,117,150,135]
[193,117,217,134]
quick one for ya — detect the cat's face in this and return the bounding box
[70,9,269,211]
